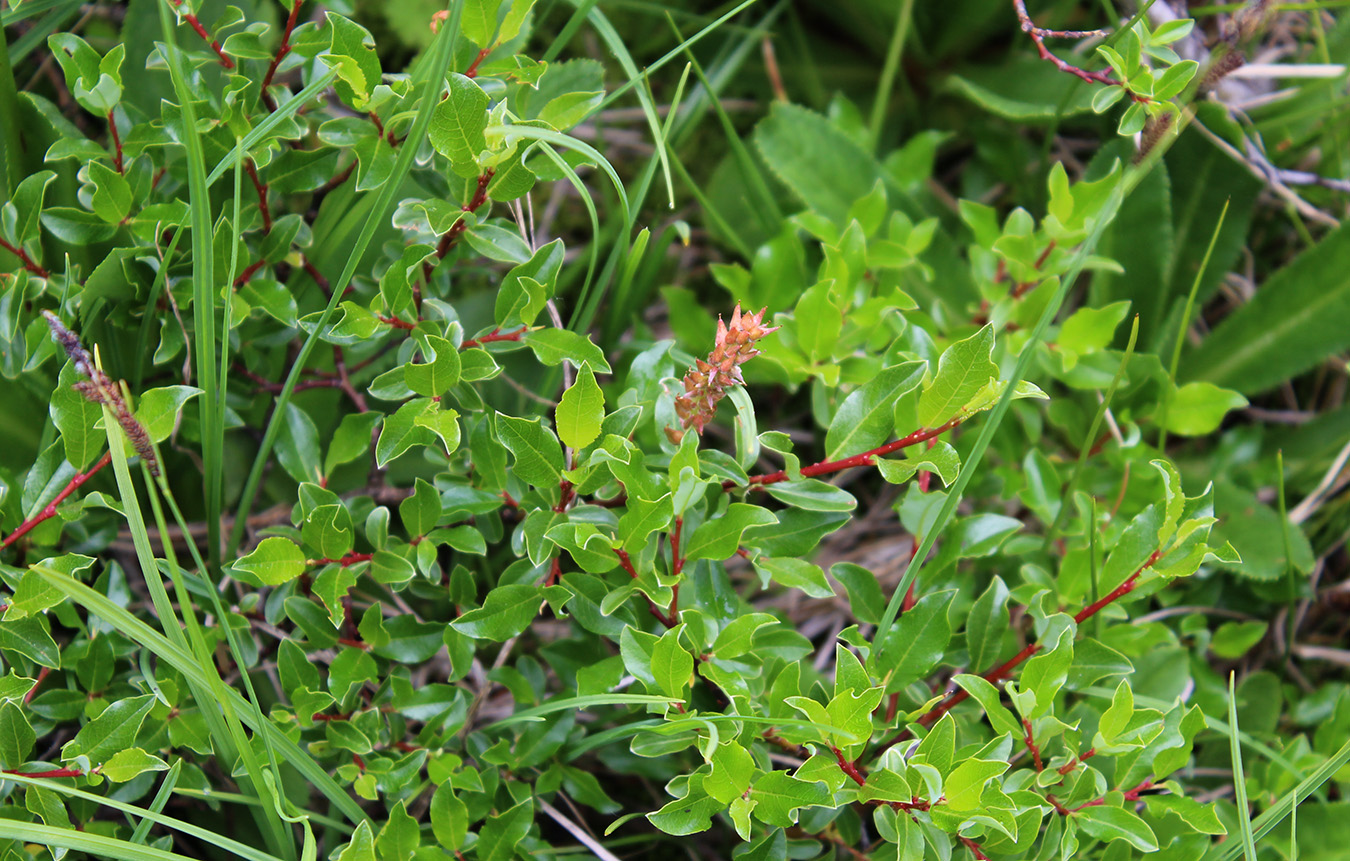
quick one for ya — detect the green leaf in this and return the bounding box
[831,562,884,625]
[1076,805,1159,852]
[556,363,604,449]
[755,557,834,599]
[917,325,998,427]
[336,821,376,861]
[876,441,961,488]
[875,591,953,688]
[825,362,926,459]
[100,747,168,782]
[50,361,103,470]
[325,13,381,110]
[753,102,884,224]
[404,335,462,398]
[233,537,306,586]
[0,701,35,768]
[132,386,202,446]
[496,413,564,488]
[430,783,467,850]
[651,625,693,700]
[276,401,324,484]
[684,504,777,561]
[0,616,61,669]
[461,0,504,48]
[944,758,1008,811]
[1162,381,1247,436]
[750,771,832,827]
[86,160,131,224]
[325,412,382,475]
[376,399,438,467]
[1210,621,1268,659]
[966,576,1010,673]
[1183,219,1350,394]
[429,73,489,174]
[378,804,418,861]
[477,798,533,861]
[764,479,856,512]
[521,328,611,372]
[451,585,542,641]
[62,695,154,764]
[399,478,442,540]
[648,785,721,836]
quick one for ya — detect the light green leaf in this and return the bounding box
[233,537,307,586]
[652,625,693,700]
[429,73,489,173]
[521,328,611,372]
[825,362,926,460]
[100,747,168,782]
[62,695,154,764]
[1076,805,1159,851]
[135,386,203,446]
[450,585,542,641]
[430,783,467,850]
[1162,381,1247,436]
[917,325,998,427]
[684,504,777,561]
[556,363,604,450]
[496,413,564,488]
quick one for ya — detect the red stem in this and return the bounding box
[615,548,677,628]
[376,315,417,331]
[2,452,112,549]
[24,667,50,705]
[167,0,235,69]
[1057,747,1095,775]
[0,236,51,279]
[234,259,266,287]
[960,836,991,860]
[461,326,527,349]
[732,417,963,490]
[245,160,272,233]
[107,110,124,173]
[1023,718,1044,771]
[260,0,302,112]
[831,745,867,787]
[464,47,491,79]
[2,768,84,778]
[422,171,495,286]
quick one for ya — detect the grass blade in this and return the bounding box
[868,0,915,152]
[0,821,207,861]
[1,770,284,861]
[1159,198,1228,450]
[1228,673,1261,861]
[157,0,222,571]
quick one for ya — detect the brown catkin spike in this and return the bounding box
[43,312,161,477]
[668,305,778,442]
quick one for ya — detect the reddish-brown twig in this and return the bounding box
[260,0,303,112]
[464,47,492,79]
[0,452,113,550]
[107,110,124,173]
[732,416,963,490]
[461,326,527,349]
[245,160,272,233]
[0,236,51,279]
[166,0,235,69]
